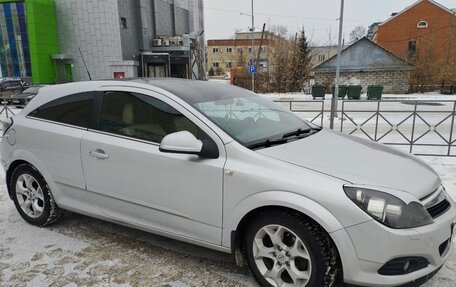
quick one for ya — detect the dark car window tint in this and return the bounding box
[29,92,94,128]
[99,91,199,143]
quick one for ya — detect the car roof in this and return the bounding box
[36,78,253,104]
[128,78,254,104]
[0,77,22,82]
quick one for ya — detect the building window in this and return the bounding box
[318,55,326,62]
[226,62,232,68]
[417,21,428,29]
[237,47,243,53]
[226,47,233,53]
[120,17,127,29]
[248,47,253,53]
[212,62,220,68]
[408,41,417,57]
[212,48,220,53]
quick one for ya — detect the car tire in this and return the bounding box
[243,209,342,287]
[10,164,63,226]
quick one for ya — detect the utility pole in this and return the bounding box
[251,0,255,92]
[330,0,345,129]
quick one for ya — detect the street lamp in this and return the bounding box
[240,0,255,92]
[330,0,345,129]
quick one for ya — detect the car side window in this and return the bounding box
[99,91,201,144]
[28,92,94,128]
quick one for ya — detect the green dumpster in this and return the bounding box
[347,85,362,100]
[367,85,384,100]
[312,85,326,99]
[332,85,347,99]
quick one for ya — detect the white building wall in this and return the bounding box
[55,0,127,81]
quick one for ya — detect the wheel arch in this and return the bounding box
[5,149,56,200]
[224,191,345,267]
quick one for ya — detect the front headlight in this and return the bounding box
[344,186,434,229]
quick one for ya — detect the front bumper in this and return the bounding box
[11,98,27,106]
[331,199,456,286]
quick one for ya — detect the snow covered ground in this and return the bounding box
[1,93,456,286]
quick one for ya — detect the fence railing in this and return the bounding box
[274,100,325,127]
[274,99,456,157]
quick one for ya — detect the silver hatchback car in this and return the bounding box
[1,79,455,287]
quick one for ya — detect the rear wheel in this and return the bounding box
[11,164,63,226]
[243,210,341,287]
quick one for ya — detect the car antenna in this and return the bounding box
[78,47,92,80]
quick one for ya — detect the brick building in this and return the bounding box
[374,0,456,85]
[314,38,414,94]
[206,30,272,75]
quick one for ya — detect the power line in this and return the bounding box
[204,6,368,22]
[377,24,455,43]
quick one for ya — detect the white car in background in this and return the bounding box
[1,79,455,287]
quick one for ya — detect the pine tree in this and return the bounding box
[288,29,312,92]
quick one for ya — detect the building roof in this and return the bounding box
[314,37,414,73]
[379,0,456,26]
[207,39,272,47]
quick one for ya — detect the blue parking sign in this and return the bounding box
[248,65,257,74]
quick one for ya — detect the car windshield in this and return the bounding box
[192,94,313,147]
[23,87,41,94]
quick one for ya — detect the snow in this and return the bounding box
[1,93,456,286]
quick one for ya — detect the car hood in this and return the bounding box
[11,93,33,99]
[257,129,440,200]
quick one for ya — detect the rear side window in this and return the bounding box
[29,92,94,128]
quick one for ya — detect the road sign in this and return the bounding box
[248,65,257,74]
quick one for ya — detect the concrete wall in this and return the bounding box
[174,6,189,35]
[154,0,174,36]
[315,70,412,94]
[117,0,141,60]
[138,0,155,50]
[55,0,123,81]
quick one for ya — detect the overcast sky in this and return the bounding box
[203,0,456,45]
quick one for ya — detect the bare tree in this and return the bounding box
[349,26,367,42]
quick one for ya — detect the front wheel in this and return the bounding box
[243,210,341,287]
[11,164,63,226]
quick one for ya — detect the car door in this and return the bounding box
[80,87,226,245]
[11,81,23,95]
[24,92,95,206]
[0,81,12,99]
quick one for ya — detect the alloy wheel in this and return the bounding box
[15,174,45,218]
[253,224,312,287]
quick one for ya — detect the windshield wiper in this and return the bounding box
[282,126,321,139]
[246,138,289,150]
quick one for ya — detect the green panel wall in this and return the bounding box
[26,0,59,84]
[0,0,59,84]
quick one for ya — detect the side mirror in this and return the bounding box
[159,131,203,155]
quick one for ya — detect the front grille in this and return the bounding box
[427,199,451,219]
[378,257,429,276]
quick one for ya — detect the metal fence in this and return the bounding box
[0,99,454,156]
[274,99,456,157]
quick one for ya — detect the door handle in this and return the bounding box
[89,149,109,159]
